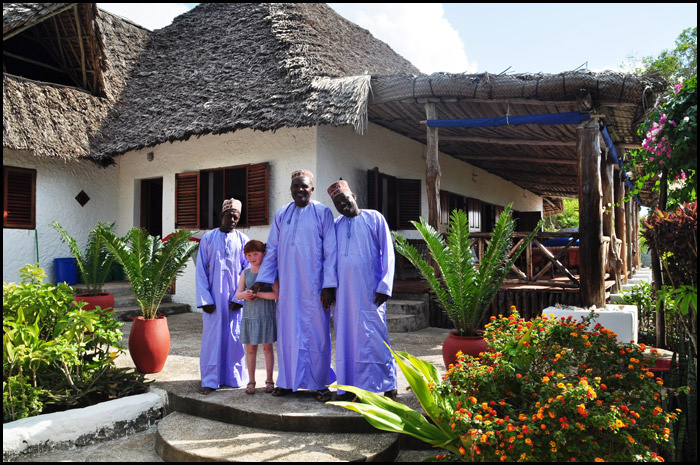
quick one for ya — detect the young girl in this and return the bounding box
[235,240,279,394]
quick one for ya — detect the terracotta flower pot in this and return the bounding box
[442,331,488,369]
[74,292,114,314]
[129,316,170,374]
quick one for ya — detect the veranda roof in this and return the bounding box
[367,71,666,198]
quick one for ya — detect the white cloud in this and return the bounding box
[97,3,190,31]
[330,3,476,74]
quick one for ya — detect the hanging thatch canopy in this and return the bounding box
[366,71,666,199]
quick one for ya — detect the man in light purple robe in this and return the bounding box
[328,180,397,400]
[195,198,249,395]
[252,169,338,401]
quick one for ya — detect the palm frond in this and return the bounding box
[99,227,198,319]
[52,221,115,295]
[393,204,541,335]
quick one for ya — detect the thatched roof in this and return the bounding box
[3,3,150,161]
[3,3,417,163]
[4,3,665,206]
[367,71,666,199]
[87,3,419,161]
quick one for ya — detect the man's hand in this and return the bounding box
[201,304,216,314]
[320,288,336,310]
[229,302,242,311]
[374,293,389,306]
[250,282,268,294]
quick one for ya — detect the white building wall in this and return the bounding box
[4,123,544,310]
[115,127,318,312]
[2,149,119,284]
[317,123,543,239]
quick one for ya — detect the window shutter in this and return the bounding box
[467,197,482,232]
[175,172,199,229]
[246,162,269,226]
[397,178,421,229]
[439,190,450,225]
[3,166,36,229]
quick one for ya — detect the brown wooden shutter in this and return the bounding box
[398,178,421,229]
[439,190,450,225]
[175,172,199,229]
[3,166,36,229]
[467,197,482,232]
[246,162,269,226]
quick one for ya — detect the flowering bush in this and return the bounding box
[436,310,679,461]
[629,76,697,207]
[332,308,680,462]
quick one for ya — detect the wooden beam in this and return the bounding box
[425,103,441,229]
[73,5,87,89]
[614,170,628,283]
[2,4,75,40]
[419,135,577,147]
[2,51,71,74]
[577,118,606,307]
[459,155,577,165]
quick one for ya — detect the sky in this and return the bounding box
[97,3,697,75]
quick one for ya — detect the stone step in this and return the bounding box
[113,302,191,322]
[386,298,425,316]
[386,298,428,332]
[155,412,399,462]
[163,380,383,434]
[387,313,428,333]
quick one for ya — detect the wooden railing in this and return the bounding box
[398,231,621,291]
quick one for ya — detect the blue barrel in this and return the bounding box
[54,258,78,285]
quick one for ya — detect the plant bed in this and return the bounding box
[3,264,150,424]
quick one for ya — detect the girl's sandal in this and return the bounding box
[263,381,275,393]
[245,382,256,395]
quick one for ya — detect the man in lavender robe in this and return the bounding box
[252,169,338,401]
[328,180,397,400]
[196,198,249,395]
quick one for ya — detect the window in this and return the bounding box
[175,162,269,229]
[367,168,421,230]
[440,190,483,232]
[3,166,36,229]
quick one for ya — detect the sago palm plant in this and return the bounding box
[52,221,116,296]
[393,205,541,336]
[99,228,199,319]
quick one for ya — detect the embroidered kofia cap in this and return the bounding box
[291,169,314,182]
[222,198,242,213]
[327,179,352,199]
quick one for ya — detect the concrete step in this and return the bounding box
[155,412,399,462]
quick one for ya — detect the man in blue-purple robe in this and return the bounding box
[328,180,397,400]
[195,198,249,395]
[252,169,338,400]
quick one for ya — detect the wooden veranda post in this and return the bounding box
[425,103,441,229]
[578,118,606,308]
[614,169,628,283]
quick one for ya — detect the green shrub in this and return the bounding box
[3,264,149,423]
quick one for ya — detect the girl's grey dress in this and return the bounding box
[240,268,277,345]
